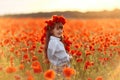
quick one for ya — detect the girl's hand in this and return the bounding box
[69,55,73,61]
[69,55,73,59]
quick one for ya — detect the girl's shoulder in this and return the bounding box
[49,39,58,43]
[48,39,58,47]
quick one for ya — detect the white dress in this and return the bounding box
[47,36,70,67]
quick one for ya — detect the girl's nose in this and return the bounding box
[59,29,63,33]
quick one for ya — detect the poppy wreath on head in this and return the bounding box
[52,15,66,25]
[45,20,54,28]
[45,15,66,29]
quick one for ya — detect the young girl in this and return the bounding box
[44,15,72,78]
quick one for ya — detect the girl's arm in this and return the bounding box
[47,40,58,65]
[47,40,57,56]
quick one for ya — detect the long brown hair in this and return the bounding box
[44,24,65,60]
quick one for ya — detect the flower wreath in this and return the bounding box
[45,15,66,29]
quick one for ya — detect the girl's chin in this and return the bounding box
[56,35,62,38]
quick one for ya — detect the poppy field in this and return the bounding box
[0,17,120,80]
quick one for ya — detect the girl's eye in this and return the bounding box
[59,26,63,29]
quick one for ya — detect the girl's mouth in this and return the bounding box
[58,33,62,35]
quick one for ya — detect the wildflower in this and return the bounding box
[84,61,94,70]
[31,61,42,73]
[95,76,103,80]
[27,75,34,80]
[63,67,76,79]
[85,50,92,56]
[14,74,21,80]
[76,58,82,63]
[44,69,56,80]
[0,66,3,71]
[6,66,16,73]
[75,51,82,56]
[19,63,25,70]
[88,78,92,80]
[32,56,38,61]
[3,39,10,45]
[9,47,15,52]
[23,53,29,60]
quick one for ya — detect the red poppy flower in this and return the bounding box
[95,76,103,80]
[45,15,66,28]
[76,58,83,63]
[6,66,16,73]
[32,56,38,61]
[19,63,25,70]
[44,69,56,80]
[31,61,42,73]
[45,20,54,27]
[23,53,29,60]
[63,67,76,79]
[14,74,21,80]
[52,15,66,24]
[27,75,34,80]
[84,61,94,70]
[88,78,92,80]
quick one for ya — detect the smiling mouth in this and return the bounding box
[58,33,62,35]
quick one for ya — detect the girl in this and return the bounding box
[44,15,72,78]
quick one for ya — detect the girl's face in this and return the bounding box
[52,23,63,38]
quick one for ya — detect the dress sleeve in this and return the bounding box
[47,40,58,56]
[54,42,70,59]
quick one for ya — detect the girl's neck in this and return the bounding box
[51,35,60,38]
[50,36,61,40]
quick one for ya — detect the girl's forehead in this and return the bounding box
[54,23,63,29]
[55,22,63,26]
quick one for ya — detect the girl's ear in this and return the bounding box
[50,30,53,35]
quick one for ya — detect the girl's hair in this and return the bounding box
[44,15,66,60]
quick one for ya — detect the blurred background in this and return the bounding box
[0,0,120,18]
